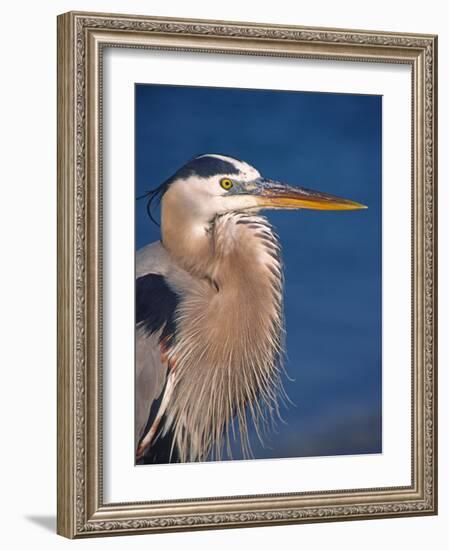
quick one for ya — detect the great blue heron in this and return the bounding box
[135,153,366,464]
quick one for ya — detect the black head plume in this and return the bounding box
[136,182,169,227]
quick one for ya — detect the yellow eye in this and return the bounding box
[220,178,233,190]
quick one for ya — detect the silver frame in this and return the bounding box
[57,11,438,538]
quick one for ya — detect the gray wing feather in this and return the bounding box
[135,328,167,445]
[135,241,178,447]
[136,240,171,277]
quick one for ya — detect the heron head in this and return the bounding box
[150,154,366,227]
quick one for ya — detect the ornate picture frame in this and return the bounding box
[57,11,438,538]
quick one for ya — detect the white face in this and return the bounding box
[162,155,263,223]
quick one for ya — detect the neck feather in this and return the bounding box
[163,212,287,462]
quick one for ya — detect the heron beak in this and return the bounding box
[250,178,367,211]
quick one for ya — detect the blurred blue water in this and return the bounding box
[135,84,382,460]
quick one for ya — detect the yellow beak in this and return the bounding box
[251,179,367,211]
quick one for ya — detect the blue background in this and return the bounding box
[135,83,382,460]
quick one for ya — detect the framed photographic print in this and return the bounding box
[57,11,438,538]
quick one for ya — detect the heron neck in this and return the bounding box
[160,199,216,279]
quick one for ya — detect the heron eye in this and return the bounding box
[220,178,233,190]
